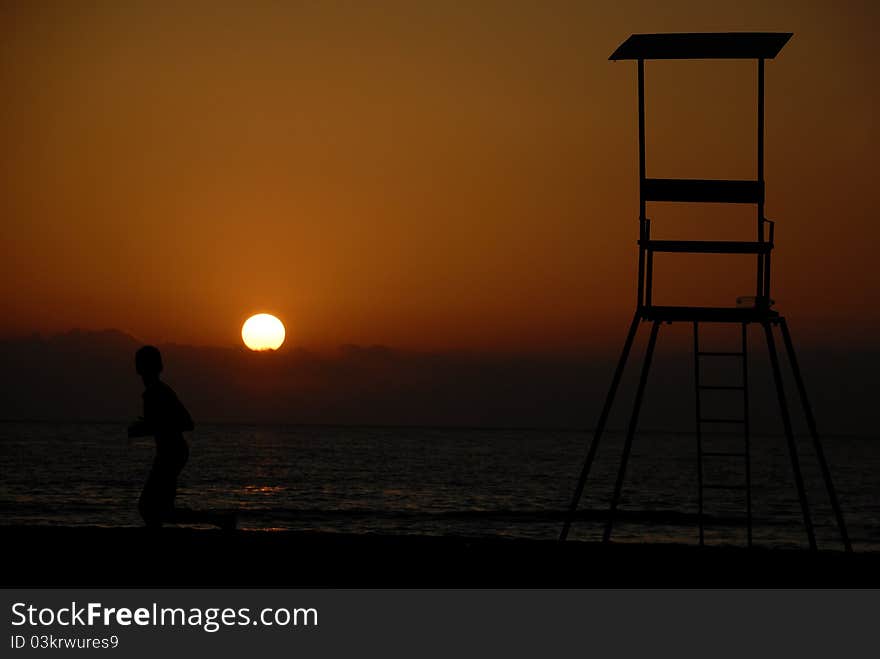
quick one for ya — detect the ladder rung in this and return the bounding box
[697,351,744,357]
[698,385,745,391]
[703,485,747,490]
[699,418,746,424]
[702,451,747,457]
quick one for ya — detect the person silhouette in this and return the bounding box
[128,345,234,530]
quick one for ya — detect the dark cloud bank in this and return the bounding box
[1,329,877,436]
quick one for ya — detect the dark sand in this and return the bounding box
[4,526,876,587]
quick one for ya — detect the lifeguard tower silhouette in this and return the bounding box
[560,33,851,551]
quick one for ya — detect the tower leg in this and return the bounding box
[603,320,661,543]
[762,321,817,550]
[692,321,704,546]
[778,318,852,552]
[741,322,753,548]
[560,311,641,541]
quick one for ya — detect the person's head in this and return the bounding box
[135,345,163,383]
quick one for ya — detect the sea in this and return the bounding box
[1,421,877,551]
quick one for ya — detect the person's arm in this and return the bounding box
[128,388,156,438]
[177,399,194,432]
[151,384,194,433]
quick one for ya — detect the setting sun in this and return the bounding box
[241,314,285,351]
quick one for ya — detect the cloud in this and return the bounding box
[0,329,877,435]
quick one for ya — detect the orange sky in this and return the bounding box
[1,1,877,352]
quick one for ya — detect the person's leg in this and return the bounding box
[138,462,174,528]
[138,484,162,528]
[164,442,236,530]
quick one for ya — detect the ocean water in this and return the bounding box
[0,421,877,551]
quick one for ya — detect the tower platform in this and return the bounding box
[640,306,779,323]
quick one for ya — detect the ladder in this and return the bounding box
[693,321,752,547]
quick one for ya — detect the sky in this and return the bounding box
[1,1,878,353]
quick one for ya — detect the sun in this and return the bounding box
[241,313,286,351]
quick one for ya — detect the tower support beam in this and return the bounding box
[763,321,816,550]
[560,311,641,541]
[778,318,852,552]
[603,320,661,542]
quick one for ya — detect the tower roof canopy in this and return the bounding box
[609,32,793,61]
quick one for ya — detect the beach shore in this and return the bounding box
[4,526,876,587]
